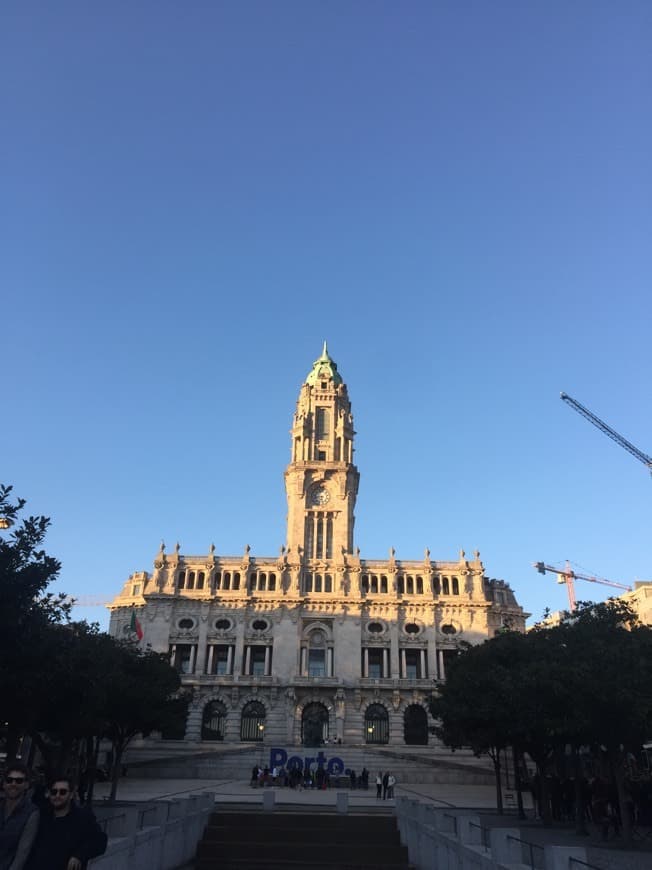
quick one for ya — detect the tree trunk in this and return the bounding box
[512,745,526,820]
[535,761,552,827]
[610,749,632,843]
[109,741,124,802]
[572,746,588,836]
[85,735,100,807]
[491,752,504,814]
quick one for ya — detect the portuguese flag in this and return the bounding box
[130,609,144,641]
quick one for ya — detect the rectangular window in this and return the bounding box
[171,644,194,674]
[248,646,269,677]
[308,649,326,677]
[214,645,231,675]
[404,649,423,679]
[366,648,385,679]
[316,407,330,438]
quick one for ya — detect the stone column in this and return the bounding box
[327,647,334,677]
[226,645,234,675]
[264,646,271,676]
[244,646,251,676]
[389,621,400,678]
[420,648,426,679]
[400,648,406,679]
[234,619,245,677]
[206,645,215,675]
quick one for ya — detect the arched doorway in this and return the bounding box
[202,700,226,741]
[403,704,428,745]
[240,701,266,741]
[364,703,389,744]
[301,702,329,746]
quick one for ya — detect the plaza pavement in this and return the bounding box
[92,776,518,810]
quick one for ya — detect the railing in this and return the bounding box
[97,813,126,834]
[137,805,159,827]
[569,859,602,870]
[506,834,544,870]
[468,820,491,851]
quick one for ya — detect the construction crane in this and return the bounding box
[534,561,631,612]
[560,392,652,476]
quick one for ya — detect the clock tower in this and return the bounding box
[285,343,359,561]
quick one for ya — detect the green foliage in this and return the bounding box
[0,483,182,794]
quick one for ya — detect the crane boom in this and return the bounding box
[534,561,631,612]
[560,392,652,472]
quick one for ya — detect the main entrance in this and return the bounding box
[403,704,428,745]
[301,702,329,746]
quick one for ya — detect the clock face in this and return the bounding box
[310,487,330,506]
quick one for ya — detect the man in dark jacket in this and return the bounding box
[0,761,39,870]
[25,775,107,870]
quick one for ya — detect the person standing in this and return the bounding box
[375,772,382,800]
[382,771,389,800]
[25,775,107,870]
[387,773,396,799]
[0,762,39,870]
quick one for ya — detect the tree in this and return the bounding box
[102,644,181,800]
[0,484,68,757]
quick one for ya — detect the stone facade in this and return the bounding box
[108,344,526,748]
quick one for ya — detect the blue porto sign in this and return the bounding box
[269,747,345,775]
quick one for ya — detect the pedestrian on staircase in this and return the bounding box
[382,771,389,800]
[375,772,383,799]
[387,773,396,799]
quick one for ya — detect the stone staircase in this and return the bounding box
[194,809,411,870]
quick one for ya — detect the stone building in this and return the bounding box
[108,344,526,748]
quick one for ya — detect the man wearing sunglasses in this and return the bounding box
[0,761,39,870]
[24,776,106,870]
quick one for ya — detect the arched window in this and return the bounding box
[241,701,266,741]
[324,574,332,593]
[452,576,459,595]
[370,575,378,593]
[213,572,222,591]
[361,575,369,593]
[269,573,276,591]
[233,572,241,590]
[433,576,441,595]
[197,571,205,590]
[177,571,186,590]
[406,575,414,594]
[364,703,389,744]
[397,576,405,594]
[442,576,450,595]
[403,704,428,745]
[202,701,226,741]
[380,575,388,593]
[416,576,423,594]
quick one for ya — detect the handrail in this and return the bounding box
[97,813,127,833]
[468,820,490,851]
[506,834,544,870]
[569,859,602,870]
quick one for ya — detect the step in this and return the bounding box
[203,826,401,845]
[195,862,410,870]
[196,841,408,862]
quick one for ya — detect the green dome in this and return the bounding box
[305,341,343,386]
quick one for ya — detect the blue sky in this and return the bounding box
[3,1,651,629]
